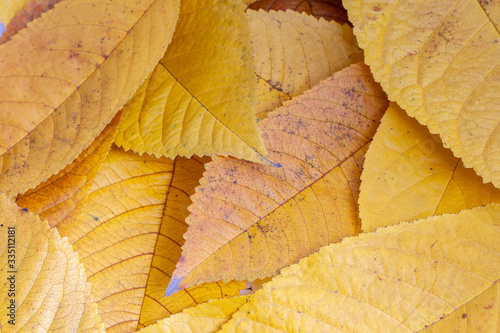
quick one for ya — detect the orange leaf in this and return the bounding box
[16,109,123,234]
[64,147,243,332]
[0,0,179,197]
[166,63,389,295]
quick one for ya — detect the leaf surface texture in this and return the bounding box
[344,0,500,187]
[360,103,500,232]
[0,194,103,332]
[0,0,179,196]
[166,63,389,294]
[221,204,500,332]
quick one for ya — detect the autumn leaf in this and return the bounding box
[63,146,243,332]
[344,0,500,188]
[0,0,29,26]
[221,204,500,332]
[0,194,103,331]
[16,109,123,234]
[359,103,500,232]
[115,0,268,164]
[165,63,389,295]
[0,0,180,197]
[249,9,364,120]
[248,0,351,25]
[137,296,247,333]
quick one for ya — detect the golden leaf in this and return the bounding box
[166,63,389,295]
[64,147,243,332]
[115,0,268,163]
[344,0,500,187]
[249,9,363,120]
[360,103,500,232]
[0,0,180,197]
[0,0,29,26]
[137,296,247,333]
[0,194,103,332]
[221,204,500,332]
[16,109,123,234]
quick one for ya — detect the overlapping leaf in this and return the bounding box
[221,204,500,332]
[16,109,123,234]
[166,63,389,295]
[0,0,179,197]
[0,0,29,26]
[0,194,103,332]
[138,296,247,333]
[344,0,500,187]
[249,9,363,120]
[359,103,500,232]
[248,0,350,25]
[64,146,243,332]
[115,0,268,163]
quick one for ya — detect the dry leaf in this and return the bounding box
[221,204,500,332]
[115,0,268,164]
[248,9,363,120]
[344,0,500,187]
[137,296,247,333]
[248,0,350,25]
[16,109,123,234]
[0,0,179,197]
[166,63,389,295]
[359,103,500,232]
[64,147,243,332]
[0,194,103,331]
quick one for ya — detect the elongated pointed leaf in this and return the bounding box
[344,0,500,187]
[249,9,363,120]
[166,63,389,295]
[16,109,123,234]
[137,296,247,333]
[0,194,103,331]
[115,0,268,163]
[0,0,180,197]
[360,103,500,232]
[64,147,243,332]
[221,204,500,332]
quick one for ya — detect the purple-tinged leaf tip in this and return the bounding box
[165,277,181,297]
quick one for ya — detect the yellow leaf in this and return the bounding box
[64,147,243,332]
[0,0,180,197]
[166,63,389,295]
[137,296,247,333]
[220,204,500,332]
[0,194,103,332]
[344,0,500,187]
[0,0,28,26]
[16,109,123,234]
[115,0,268,164]
[360,103,500,232]
[249,9,363,120]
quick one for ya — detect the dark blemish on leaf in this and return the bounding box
[373,6,381,12]
[462,313,467,319]
[21,207,28,212]
[484,305,493,309]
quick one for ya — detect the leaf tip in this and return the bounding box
[165,277,182,297]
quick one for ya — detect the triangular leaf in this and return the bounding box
[0,0,179,197]
[115,0,268,163]
[0,194,103,331]
[360,103,500,232]
[166,63,389,295]
[344,0,500,187]
[221,204,500,332]
[248,9,364,120]
[64,147,243,332]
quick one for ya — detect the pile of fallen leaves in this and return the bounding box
[0,0,499,331]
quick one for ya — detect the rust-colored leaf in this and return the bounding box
[166,63,389,295]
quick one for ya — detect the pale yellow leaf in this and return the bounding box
[360,103,500,232]
[220,204,500,332]
[0,0,28,26]
[137,297,247,333]
[0,0,179,197]
[0,194,103,332]
[249,9,364,120]
[64,147,243,332]
[115,0,268,164]
[344,0,500,187]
